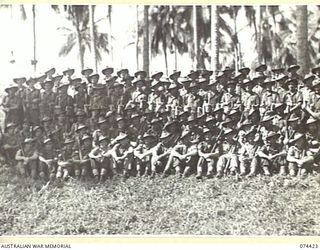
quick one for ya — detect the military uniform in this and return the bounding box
[15,138,39,179]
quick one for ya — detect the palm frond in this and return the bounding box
[19,5,27,20]
[59,33,76,57]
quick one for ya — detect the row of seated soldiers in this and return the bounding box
[2,64,320,183]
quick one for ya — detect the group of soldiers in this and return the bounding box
[2,64,320,184]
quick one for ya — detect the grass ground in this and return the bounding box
[1,165,320,235]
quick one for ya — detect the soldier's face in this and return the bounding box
[24,143,32,151]
[101,122,109,130]
[118,120,126,129]
[35,130,42,137]
[308,123,318,134]
[83,139,91,147]
[22,123,29,130]
[204,133,212,141]
[7,127,15,134]
[77,116,84,122]
[100,140,108,148]
[44,85,52,91]
[65,143,73,151]
[45,142,53,150]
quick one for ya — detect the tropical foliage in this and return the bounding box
[52,5,109,70]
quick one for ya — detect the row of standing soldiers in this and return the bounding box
[2,64,320,183]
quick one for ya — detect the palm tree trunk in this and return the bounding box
[211,5,219,78]
[233,7,239,72]
[108,5,113,64]
[193,5,198,70]
[89,5,98,73]
[142,5,149,76]
[136,5,139,70]
[296,5,309,76]
[75,11,84,70]
[32,5,37,73]
[256,5,262,64]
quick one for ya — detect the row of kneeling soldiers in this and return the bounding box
[3,120,320,184]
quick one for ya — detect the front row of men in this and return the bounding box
[3,117,320,184]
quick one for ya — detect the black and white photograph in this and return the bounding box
[0,4,320,236]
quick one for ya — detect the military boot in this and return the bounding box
[182,167,191,178]
[262,166,271,176]
[216,170,223,178]
[279,166,286,176]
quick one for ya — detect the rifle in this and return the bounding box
[17,133,25,157]
[210,129,223,153]
[75,134,83,161]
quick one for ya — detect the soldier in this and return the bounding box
[220,79,241,113]
[196,127,221,179]
[238,129,262,176]
[56,138,75,181]
[24,77,41,126]
[254,131,287,176]
[127,113,142,142]
[73,79,89,113]
[167,82,183,116]
[286,133,313,176]
[183,82,203,112]
[89,135,113,183]
[216,128,239,178]
[102,67,114,82]
[149,79,167,112]
[162,129,198,178]
[2,123,20,164]
[19,120,32,141]
[242,79,260,117]
[287,65,302,81]
[133,132,158,177]
[260,79,281,113]
[117,69,130,81]
[15,138,39,179]
[2,83,20,126]
[32,126,45,151]
[109,133,134,179]
[149,117,163,137]
[283,79,303,115]
[55,82,74,127]
[89,82,107,114]
[72,134,93,181]
[69,109,90,136]
[13,76,27,126]
[115,115,127,135]
[39,138,58,182]
[92,117,109,148]
[45,68,56,81]
[41,116,54,137]
[305,117,320,141]
[40,80,56,120]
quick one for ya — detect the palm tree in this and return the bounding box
[31,5,37,72]
[211,5,218,75]
[143,5,150,76]
[108,5,113,64]
[52,5,109,71]
[89,5,97,73]
[296,5,309,75]
[150,6,192,75]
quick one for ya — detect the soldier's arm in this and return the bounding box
[88,147,100,159]
[303,105,320,120]
[256,150,271,160]
[134,146,153,160]
[180,147,198,160]
[28,150,39,160]
[15,150,26,162]
[286,147,299,164]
